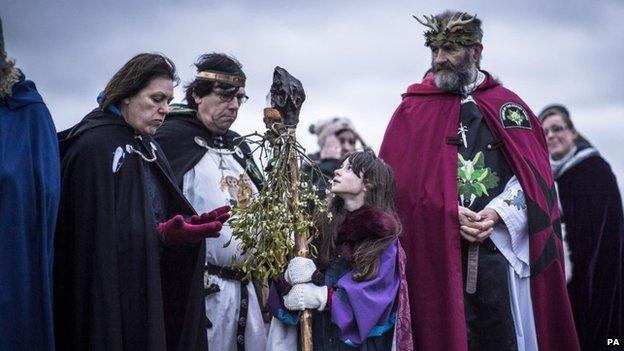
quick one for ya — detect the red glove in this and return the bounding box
[157,214,222,246]
[190,205,231,225]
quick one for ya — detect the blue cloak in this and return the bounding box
[0,71,60,350]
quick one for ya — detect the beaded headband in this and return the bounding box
[196,70,246,87]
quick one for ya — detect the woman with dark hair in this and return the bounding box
[540,104,623,350]
[54,53,226,351]
[266,150,413,350]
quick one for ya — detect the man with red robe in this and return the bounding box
[379,11,579,351]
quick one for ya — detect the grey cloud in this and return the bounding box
[1,0,622,190]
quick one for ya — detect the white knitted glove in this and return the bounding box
[284,257,317,284]
[283,283,328,311]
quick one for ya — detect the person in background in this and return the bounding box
[305,117,366,197]
[540,104,623,350]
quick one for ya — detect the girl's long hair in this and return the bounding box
[316,150,401,281]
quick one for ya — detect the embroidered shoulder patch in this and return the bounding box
[500,102,531,129]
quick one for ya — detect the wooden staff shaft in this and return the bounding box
[286,130,313,351]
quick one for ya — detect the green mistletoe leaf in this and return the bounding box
[458,169,467,180]
[476,168,490,181]
[473,151,485,169]
[482,171,500,189]
[475,182,489,196]
[471,168,486,181]
[472,183,484,197]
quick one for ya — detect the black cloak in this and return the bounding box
[54,109,207,351]
[154,104,263,190]
[556,152,624,349]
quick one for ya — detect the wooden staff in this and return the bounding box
[287,128,313,351]
[265,108,313,351]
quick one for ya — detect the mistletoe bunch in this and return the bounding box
[226,126,330,281]
[457,151,500,200]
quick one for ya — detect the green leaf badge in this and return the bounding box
[500,102,531,129]
[457,151,500,207]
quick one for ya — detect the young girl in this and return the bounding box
[266,150,413,350]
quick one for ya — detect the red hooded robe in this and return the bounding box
[379,72,579,351]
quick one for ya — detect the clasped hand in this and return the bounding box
[283,257,328,311]
[458,206,500,243]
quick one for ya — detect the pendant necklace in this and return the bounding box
[195,136,236,189]
[126,135,157,162]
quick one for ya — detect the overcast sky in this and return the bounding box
[3,0,623,189]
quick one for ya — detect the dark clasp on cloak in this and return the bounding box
[446,136,463,145]
[486,139,505,150]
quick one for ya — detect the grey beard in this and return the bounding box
[434,70,462,92]
[433,57,476,93]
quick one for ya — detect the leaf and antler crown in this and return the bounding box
[413,12,481,47]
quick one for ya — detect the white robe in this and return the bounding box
[183,147,267,351]
[487,176,538,351]
[462,76,538,351]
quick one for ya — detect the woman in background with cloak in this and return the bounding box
[540,104,623,349]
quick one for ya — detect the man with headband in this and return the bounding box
[380,11,579,351]
[155,53,266,351]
